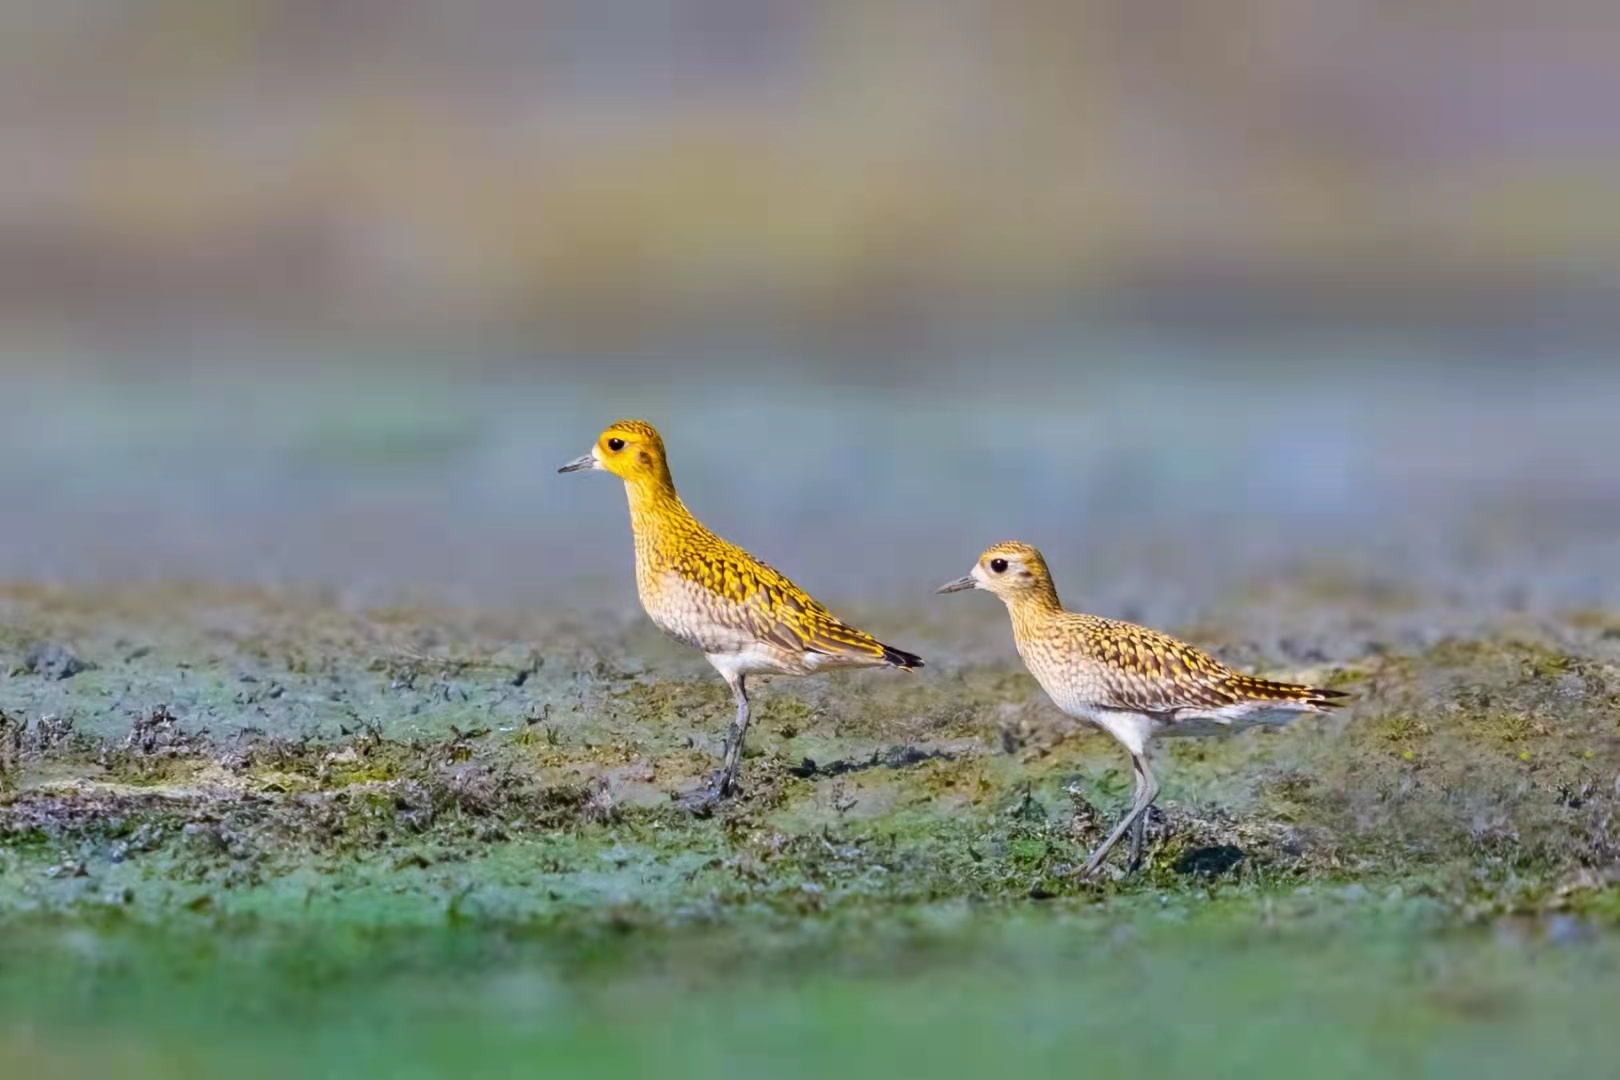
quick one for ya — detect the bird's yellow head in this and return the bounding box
[937,541,1058,604]
[558,419,673,487]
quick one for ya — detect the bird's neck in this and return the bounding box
[624,474,698,551]
[1005,587,1064,639]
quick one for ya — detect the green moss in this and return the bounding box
[1,585,1618,940]
[1377,711,1432,745]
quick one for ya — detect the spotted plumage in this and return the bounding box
[561,420,922,808]
[1016,611,1342,728]
[939,540,1347,878]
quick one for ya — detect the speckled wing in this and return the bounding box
[1079,617,1343,713]
[671,544,897,665]
[737,561,895,664]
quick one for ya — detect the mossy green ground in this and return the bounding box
[2,584,1618,1076]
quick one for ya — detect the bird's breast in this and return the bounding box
[1017,639,1110,715]
[638,566,758,655]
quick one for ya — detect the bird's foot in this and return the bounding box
[1066,854,1106,880]
[1064,843,1118,881]
[1126,832,1146,875]
[675,769,737,817]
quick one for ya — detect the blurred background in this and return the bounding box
[4,10,1620,1076]
[2,0,1618,622]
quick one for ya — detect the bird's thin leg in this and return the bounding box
[680,673,751,814]
[1126,756,1150,873]
[715,673,751,797]
[1072,752,1158,879]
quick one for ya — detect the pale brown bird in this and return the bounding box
[561,420,923,809]
[939,541,1346,878]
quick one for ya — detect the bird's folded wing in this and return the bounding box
[1091,626,1337,713]
[670,544,889,662]
[1084,623,1247,712]
[741,572,888,662]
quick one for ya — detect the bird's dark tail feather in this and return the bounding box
[1303,686,1350,708]
[880,644,925,670]
[1228,671,1350,708]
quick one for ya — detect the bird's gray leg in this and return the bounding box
[715,673,751,797]
[1126,756,1151,873]
[1072,752,1158,879]
[682,673,749,812]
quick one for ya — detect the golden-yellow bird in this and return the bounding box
[938,541,1346,878]
[560,420,923,809]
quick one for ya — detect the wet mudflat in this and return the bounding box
[1,578,1617,1077]
[1,352,1618,1076]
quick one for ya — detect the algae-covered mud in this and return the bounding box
[3,586,1617,916]
[2,585,1618,1078]
[2,355,1619,1076]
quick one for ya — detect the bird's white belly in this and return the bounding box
[708,643,812,682]
[640,573,815,680]
[1077,707,1159,757]
[1038,678,1159,757]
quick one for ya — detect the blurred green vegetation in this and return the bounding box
[4,902,1619,1080]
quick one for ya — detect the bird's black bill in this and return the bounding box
[557,455,595,473]
[935,575,976,594]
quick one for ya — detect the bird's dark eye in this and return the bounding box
[607,437,625,452]
[989,558,1008,573]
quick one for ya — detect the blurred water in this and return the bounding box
[2,339,1618,640]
